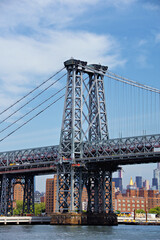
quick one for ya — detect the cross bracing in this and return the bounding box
[0,58,160,217]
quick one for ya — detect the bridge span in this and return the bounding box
[0,58,160,225]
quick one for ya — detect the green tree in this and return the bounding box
[35,202,45,216]
[149,206,160,215]
[136,209,145,214]
[13,200,23,215]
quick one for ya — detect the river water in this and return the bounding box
[0,224,159,240]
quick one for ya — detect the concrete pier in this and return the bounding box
[51,212,118,226]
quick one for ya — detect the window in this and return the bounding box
[123,204,125,206]
[128,204,130,206]
[132,204,135,207]
[123,200,125,202]
[118,199,121,202]
[127,200,130,202]
[137,204,140,207]
[132,200,135,203]
[137,200,140,203]
[141,201,144,203]
[141,205,144,207]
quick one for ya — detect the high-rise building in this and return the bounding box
[152,164,160,192]
[136,176,142,189]
[13,182,24,209]
[45,176,57,215]
[112,178,123,192]
[34,191,41,203]
[152,178,158,190]
[143,180,150,190]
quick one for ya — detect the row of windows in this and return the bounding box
[118,199,144,203]
[118,203,144,207]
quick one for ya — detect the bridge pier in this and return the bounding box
[52,163,117,225]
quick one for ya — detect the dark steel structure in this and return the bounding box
[0,59,160,222]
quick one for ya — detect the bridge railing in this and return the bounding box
[83,134,160,159]
[0,145,59,167]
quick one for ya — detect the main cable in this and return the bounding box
[78,64,160,93]
[0,66,65,116]
[0,86,66,134]
[0,94,65,143]
[0,73,67,125]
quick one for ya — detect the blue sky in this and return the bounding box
[0,0,160,192]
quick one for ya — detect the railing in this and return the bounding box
[0,134,160,167]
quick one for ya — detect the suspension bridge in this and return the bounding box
[0,58,160,225]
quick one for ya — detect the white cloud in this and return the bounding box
[143,2,160,11]
[138,39,147,47]
[155,33,160,43]
[104,0,137,8]
[0,31,125,109]
[137,54,147,68]
[0,0,126,143]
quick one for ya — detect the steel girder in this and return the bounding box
[0,174,34,216]
[56,163,84,213]
[0,145,58,167]
[23,174,34,214]
[83,134,160,159]
[59,61,85,159]
[0,174,13,215]
[86,169,112,213]
[58,59,109,213]
[89,72,109,142]
[1,134,160,168]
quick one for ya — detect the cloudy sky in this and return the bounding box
[0,0,160,191]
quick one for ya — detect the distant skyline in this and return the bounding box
[0,0,160,192]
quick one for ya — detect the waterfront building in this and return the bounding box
[114,178,160,213]
[136,176,142,189]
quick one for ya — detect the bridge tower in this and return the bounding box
[53,59,117,225]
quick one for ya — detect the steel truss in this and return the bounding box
[23,174,34,214]
[85,168,112,213]
[56,163,84,212]
[0,174,13,215]
[0,174,34,215]
[57,59,112,213]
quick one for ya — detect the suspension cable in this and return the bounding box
[0,86,66,134]
[78,64,160,93]
[0,66,65,116]
[0,94,65,143]
[0,73,67,125]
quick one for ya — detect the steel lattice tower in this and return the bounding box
[57,59,114,215]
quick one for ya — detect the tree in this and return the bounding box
[149,206,160,215]
[13,201,45,216]
[35,202,45,216]
[13,200,23,215]
[136,209,145,214]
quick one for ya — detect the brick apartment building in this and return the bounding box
[114,178,160,212]
[13,181,24,208]
[45,176,57,215]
